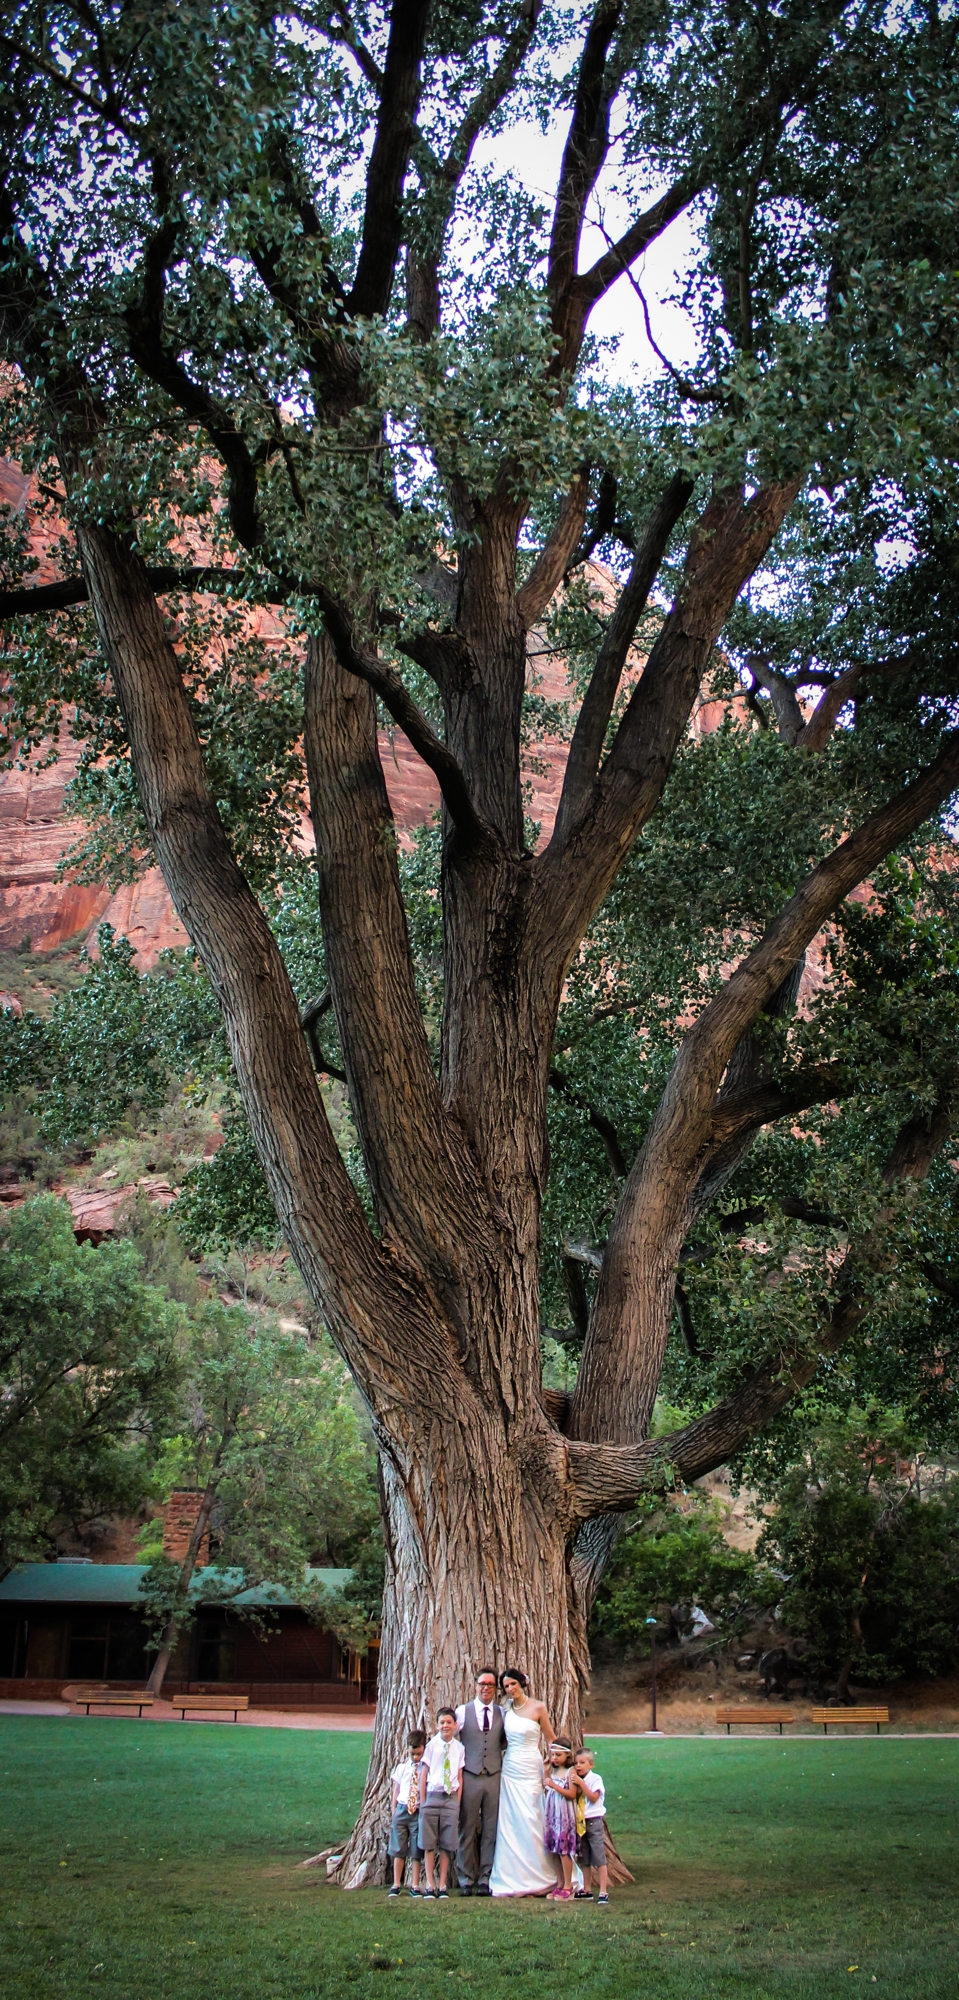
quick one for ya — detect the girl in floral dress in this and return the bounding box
[542,1742,580,1899]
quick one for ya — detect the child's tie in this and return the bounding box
[443,1745,453,1795]
[408,1768,419,1815]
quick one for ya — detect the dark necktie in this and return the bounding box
[482,1706,489,1733]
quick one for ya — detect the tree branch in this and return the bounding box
[550,470,694,843]
[0,567,282,621]
[704,1062,850,1148]
[548,1065,628,1176]
[548,481,801,930]
[72,524,416,1401]
[570,728,959,1453]
[300,990,347,1081]
[659,739,959,1181]
[568,1095,954,1517]
[922,1260,959,1302]
[406,11,539,342]
[556,177,699,377]
[243,133,354,395]
[325,2,385,92]
[313,590,493,851]
[600,240,724,405]
[747,652,806,743]
[302,631,496,1313]
[795,662,865,751]
[564,469,635,575]
[548,0,630,376]
[514,468,592,628]
[562,1254,592,1339]
[673,1276,699,1355]
[346,0,430,321]
[124,192,264,552]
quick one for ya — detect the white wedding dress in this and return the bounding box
[489,1705,558,1897]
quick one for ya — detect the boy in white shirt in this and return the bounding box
[418,1709,465,1898]
[388,1729,427,1896]
[573,1748,609,1902]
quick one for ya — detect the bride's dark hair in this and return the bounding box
[500,1667,529,1691]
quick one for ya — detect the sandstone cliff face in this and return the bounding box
[0,718,437,966]
[0,451,586,966]
[0,453,716,969]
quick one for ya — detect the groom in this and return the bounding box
[454,1669,508,1896]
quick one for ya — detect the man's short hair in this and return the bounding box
[574,1747,594,1762]
[437,1707,457,1723]
[475,1668,497,1681]
[408,1728,427,1749]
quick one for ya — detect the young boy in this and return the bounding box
[573,1748,609,1903]
[418,1709,465,1898]
[388,1729,427,1896]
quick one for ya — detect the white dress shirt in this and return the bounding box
[582,1772,606,1819]
[422,1732,465,1794]
[391,1758,423,1810]
[454,1698,500,1732]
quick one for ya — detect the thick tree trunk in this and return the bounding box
[335,1425,588,1889]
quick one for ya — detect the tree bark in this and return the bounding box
[335,1418,587,1888]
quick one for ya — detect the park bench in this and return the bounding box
[811,1707,889,1735]
[171,1694,250,1722]
[716,1706,795,1736]
[72,1688,154,1717]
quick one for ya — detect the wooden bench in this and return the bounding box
[73,1688,154,1717]
[812,1707,889,1735]
[716,1706,795,1736]
[171,1695,250,1722]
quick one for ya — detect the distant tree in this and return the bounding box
[757,1407,959,1695]
[1,0,957,1878]
[0,925,221,1154]
[0,1195,182,1576]
[589,1495,766,1654]
[140,1305,377,1694]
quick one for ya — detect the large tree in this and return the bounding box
[1,0,957,1880]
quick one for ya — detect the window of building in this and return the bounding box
[67,1613,150,1680]
[68,1616,109,1680]
[195,1618,236,1682]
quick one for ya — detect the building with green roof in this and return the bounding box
[0,1562,375,1705]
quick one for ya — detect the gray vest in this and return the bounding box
[460,1701,507,1776]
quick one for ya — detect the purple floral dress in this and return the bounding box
[543,1776,578,1856]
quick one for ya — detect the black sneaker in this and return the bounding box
[438,1889,450,1899]
[597,1893,610,1905]
[409,1887,422,1898]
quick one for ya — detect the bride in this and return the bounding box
[489,1668,559,1897]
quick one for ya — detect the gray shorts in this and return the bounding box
[419,1792,459,1853]
[577,1819,606,1870]
[388,1806,423,1860]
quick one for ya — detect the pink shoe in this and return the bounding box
[554,1889,573,1900]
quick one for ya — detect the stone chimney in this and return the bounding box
[162,1489,210,1567]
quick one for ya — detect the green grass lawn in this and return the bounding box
[1,1719,957,2000]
